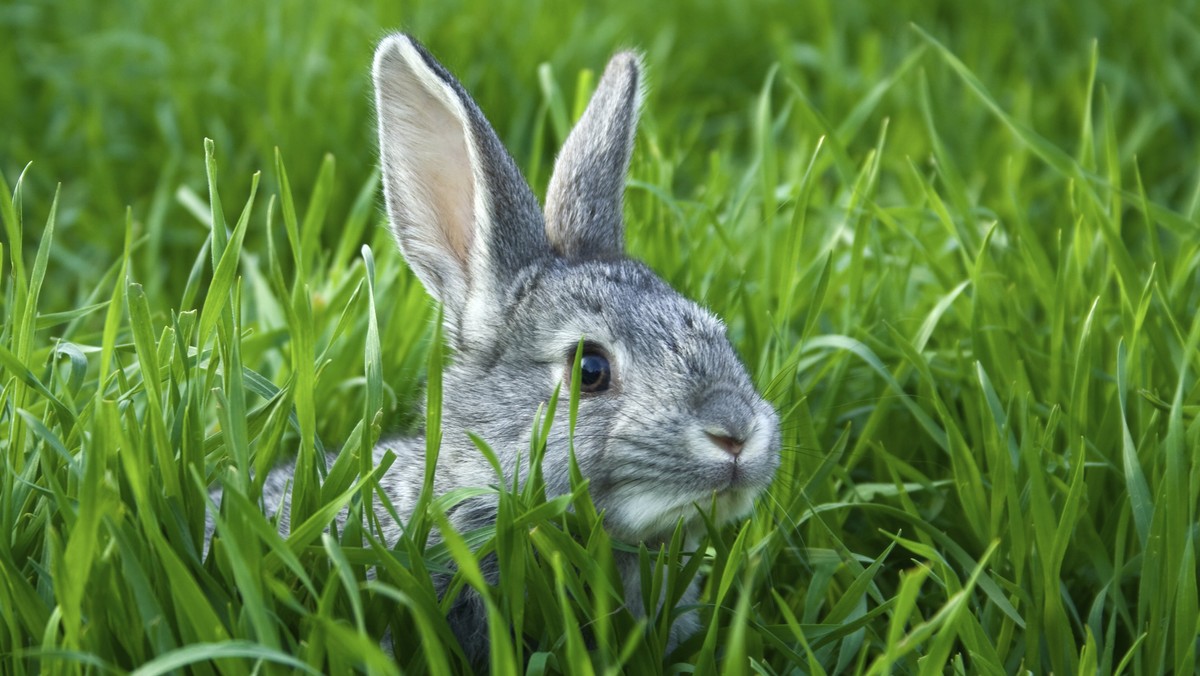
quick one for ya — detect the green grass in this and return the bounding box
[3,0,1200,673]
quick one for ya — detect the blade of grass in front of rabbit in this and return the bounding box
[409,303,446,547]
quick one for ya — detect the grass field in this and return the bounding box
[3,0,1200,673]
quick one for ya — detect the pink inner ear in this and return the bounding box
[424,124,476,266]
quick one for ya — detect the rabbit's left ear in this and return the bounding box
[373,34,549,327]
[544,52,643,261]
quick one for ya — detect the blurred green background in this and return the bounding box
[4,0,1199,311]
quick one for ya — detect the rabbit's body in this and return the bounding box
[211,34,781,665]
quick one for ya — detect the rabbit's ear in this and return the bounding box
[544,52,643,261]
[373,34,549,321]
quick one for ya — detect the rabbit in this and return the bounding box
[213,33,782,667]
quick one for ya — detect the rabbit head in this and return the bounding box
[373,35,780,544]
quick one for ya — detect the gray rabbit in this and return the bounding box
[221,33,781,665]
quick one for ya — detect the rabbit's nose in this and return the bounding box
[705,430,745,457]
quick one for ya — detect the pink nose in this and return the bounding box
[706,431,745,457]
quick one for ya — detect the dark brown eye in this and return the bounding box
[576,350,611,393]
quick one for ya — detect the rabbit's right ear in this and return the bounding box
[373,35,549,325]
[544,52,643,261]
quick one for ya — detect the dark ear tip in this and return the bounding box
[600,51,645,115]
[606,50,644,80]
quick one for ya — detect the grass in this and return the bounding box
[3,0,1200,672]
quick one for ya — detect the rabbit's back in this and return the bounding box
[205,435,426,545]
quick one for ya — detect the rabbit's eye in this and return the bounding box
[577,350,612,393]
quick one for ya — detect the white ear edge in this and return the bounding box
[372,34,494,309]
[375,34,494,228]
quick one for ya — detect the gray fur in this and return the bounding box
[211,34,781,667]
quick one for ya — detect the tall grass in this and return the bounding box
[2,0,1199,672]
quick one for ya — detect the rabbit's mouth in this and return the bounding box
[593,408,780,542]
[724,458,756,490]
